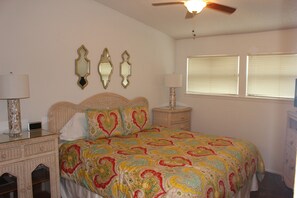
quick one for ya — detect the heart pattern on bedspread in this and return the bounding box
[132,109,148,130]
[171,132,194,139]
[97,112,118,136]
[86,108,126,139]
[159,156,192,167]
[93,157,117,189]
[208,139,233,146]
[117,146,148,155]
[147,139,174,146]
[120,105,151,134]
[133,169,166,198]
[61,144,82,174]
[207,180,226,198]
[59,126,265,198]
[187,146,216,157]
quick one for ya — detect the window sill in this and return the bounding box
[185,92,293,105]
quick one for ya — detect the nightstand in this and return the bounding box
[152,106,192,130]
[0,130,60,198]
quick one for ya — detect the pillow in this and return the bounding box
[120,105,151,134]
[86,108,126,139]
[60,112,88,141]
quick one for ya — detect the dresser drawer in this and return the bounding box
[152,106,192,130]
[284,112,297,189]
[24,140,55,157]
[171,112,190,123]
[171,122,191,130]
[287,128,297,147]
[0,146,22,162]
[287,152,296,184]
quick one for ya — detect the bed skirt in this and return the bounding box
[60,174,259,198]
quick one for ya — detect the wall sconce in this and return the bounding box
[0,73,30,138]
[165,74,182,109]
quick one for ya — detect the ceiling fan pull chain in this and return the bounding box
[192,29,196,39]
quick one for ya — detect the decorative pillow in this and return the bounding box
[86,108,126,139]
[60,112,88,141]
[120,105,151,134]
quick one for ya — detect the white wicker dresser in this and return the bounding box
[0,130,60,197]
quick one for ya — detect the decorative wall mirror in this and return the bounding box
[120,50,131,88]
[75,45,90,89]
[98,48,113,89]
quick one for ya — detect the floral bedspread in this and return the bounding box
[59,127,265,198]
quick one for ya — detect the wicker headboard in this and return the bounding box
[47,92,148,134]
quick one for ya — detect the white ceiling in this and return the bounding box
[94,0,297,39]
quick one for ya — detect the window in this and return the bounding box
[187,55,239,95]
[247,54,297,98]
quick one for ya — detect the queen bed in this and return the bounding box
[48,92,264,198]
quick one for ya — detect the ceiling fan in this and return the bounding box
[152,0,236,19]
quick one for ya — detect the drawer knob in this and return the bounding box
[290,141,294,145]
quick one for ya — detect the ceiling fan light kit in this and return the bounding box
[184,0,206,13]
[152,0,236,18]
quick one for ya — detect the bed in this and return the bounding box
[48,92,265,198]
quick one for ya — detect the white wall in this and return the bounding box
[0,0,175,129]
[1,0,296,176]
[175,28,297,174]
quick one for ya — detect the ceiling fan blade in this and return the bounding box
[152,2,184,6]
[185,11,195,19]
[206,2,236,14]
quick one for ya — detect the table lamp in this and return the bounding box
[165,74,182,109]
[0,73,30,137]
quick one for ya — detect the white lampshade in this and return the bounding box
[184,0,206,13]
[0,73,30,99]
[165,74,182,88]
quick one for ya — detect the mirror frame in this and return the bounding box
[120,50,132,88]
[98,48,113,89]
[75,45,90,89]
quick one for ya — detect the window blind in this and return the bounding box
[187,56,239,95]
[247,54,297,98]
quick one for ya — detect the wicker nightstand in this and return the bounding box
[152,106,192,130]
[0,130,60,198]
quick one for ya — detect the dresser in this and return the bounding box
[284,111,297,189]
[0,130,60,198]
[152,106,192,130]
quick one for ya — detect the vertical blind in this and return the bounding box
[247,54,297,98]
[187,56,239,95]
